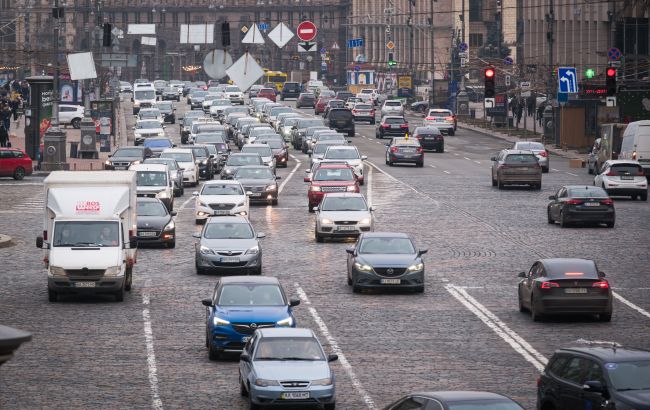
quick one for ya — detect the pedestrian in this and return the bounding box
[10,95,20,121]
[0,102,11,132]
[527,96,535,117]
[537,104,544,127]
[516,104,523,126]
[0,123,8,147]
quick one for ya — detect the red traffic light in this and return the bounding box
[606,68,616,77]
[484,68,495,78]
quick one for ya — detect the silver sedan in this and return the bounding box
[314,193,374,242]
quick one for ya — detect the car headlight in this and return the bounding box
[157,191,169,198]
[359,218,371,225]
[276,317,294,327]
[200,245,214,255]
[245,245,259,255]
[131,160,141,165]
[321,218,334,225]
[49,266,66,276]
[164,220,175,231]
[312,378,332,386]
[254,379,280,387]
[266,184,277,191]
[407,263,424,272]
[354,262,373,272]
[104,266,122,276]
[212,316,230,326]
[105,160,112,165]
[225,169,232,174]
[310,186,321,192]
[157,132,165,137]
[346,185,356,192]
[134,101,140,107]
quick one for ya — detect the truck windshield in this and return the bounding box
[135,90,155,100]
[53,221,120,247]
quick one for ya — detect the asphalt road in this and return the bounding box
[1,96,649,409]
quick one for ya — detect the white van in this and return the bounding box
[129,163,174,211]
[132,86,157,115]
[619,120,650,175]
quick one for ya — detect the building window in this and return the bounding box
[147,12,153,24]
[160,12,166,25]
[469,33,483,47]
[135,12,140,24]
[173,12,178,26]
[469,0,482,22]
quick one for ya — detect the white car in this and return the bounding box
[225,86,244,105]
[130,163,175,211]
[594,160,648,201]
[133,119,166,145]
[138,108,164,124]
[381,100,404,117]
[314,193,374,242]
[209,99,234,120]
[193,180,250,223]
[58,104,85,129]
[357,88,378,105]
[169,82,184,95]
[423,109,455,135]
[322,145,367,185]
[119,81,133,93]
[160,148,199,187]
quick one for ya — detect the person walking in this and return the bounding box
[537,104,544,127]
[0,121,8,147]
[0,102,11,132]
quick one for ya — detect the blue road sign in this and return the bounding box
[503,56,513,65]
[320,47,326,54]
[458,42,468,52]
[258,22,269,31]
[353,65,361,71]
[347,38,364,48]
[558,67,578,93]
[557,92,568,104]
[607,47,622,61]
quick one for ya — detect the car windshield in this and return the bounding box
[568,186,608,198]
[285,118,302,127]
[329,110,352,120]
[314,144,337,154]
[359,237,415,254]
[321,196,366,211]
[299,120,324,128]
[204,222,254,239]
[137,201,168,216]
[242,146,272,157]
[196,125,223,133]
[227,155,261,165]
[271,107,292,116]
[161,152,193,162]
[606,360,650,391]
[325,148,359,160]
[254,337,325,361]
[137,171,167,186]
[609,164,644,176]
[236,168,274,179]
[355,104,372,110]
[135,90,155,99]
[191,148,208,159]
[53,221,119,247]
[314,168,354,181]
[226,86,241,92]
[505,154,537,164]
[259,140,283,149]
[144,139,172,148]
[157,103,172,110]
[515,142,545,150]
[146,159,178,170]
[195,134,226,143]
[136,121,160,129]
[218,284,284,307]
[212,100,231,106]
[192,91,208,97]
[385,117,406,124]
[447,399,523,410]
[201,183,243,195]
[139,111,159,118]
[113,148,143,157]
[385,101,401,107]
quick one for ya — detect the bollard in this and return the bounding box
[73,163,76,171]
[90,162,93,170]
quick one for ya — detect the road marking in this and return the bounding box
[566,172,578,176]
[551,168,559,172]
[445,284,547,372]
[294,284,377,410]
[454,153,460,156]
[142,285,164,410]
[366,160,440,208]
[366,165,373,206]
[613,292,650,320]
[278,155,302,194]
[0,182,43,186]
[178,196,194,212]
[464,157,471,161]
[429,164,437,168]
[443,170,451,174]
[474,161,481,164]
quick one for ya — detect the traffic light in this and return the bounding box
[606,67,617,96]
[584,68,595,79]
[484,67,495,98]
[102,23,112,47]
[388,52,397,67]
[221,22,231,47]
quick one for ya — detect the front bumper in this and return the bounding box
[183,169,197,185]
[136,228,175,246]
[48,275,125,295]
[249,384,335,408]
[196,252,261,272]
[195,205,248,221]
[352,267,424,289]
[317,223,371,237]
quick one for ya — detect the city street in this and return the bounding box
[1,99,649,409]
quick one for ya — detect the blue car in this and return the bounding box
[202,276,300,360]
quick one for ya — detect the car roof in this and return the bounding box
[258,328,315,338]
[162,148,193,153]
[605,159,642,165]
[322,192,364,198]
[130,163,167,172]
[502,149,535,155]
[555,345,650,362]
[361,232,411,238]
[539,258,596,274]
[205,215,250,224]
[317,163,354,169]
[410,391,515,402]
[203,179,242,186]
[219,275,279,285]
[237,165,271,169]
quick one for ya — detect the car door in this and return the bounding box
[556,356,590,410]
[0,150,12,176]
[581,359,609,409]
[240,333,258,388]
[550,187,566,219]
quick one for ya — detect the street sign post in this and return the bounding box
[458,42,468,52]
[607,47,622,61]
[297,41,316,52]
[558,67,578,94]
[297,21,317,42]
[386,41,395,50]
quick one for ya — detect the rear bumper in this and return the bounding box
[538,296,612,314]
[565,209,615,222]
[389,154,423,163]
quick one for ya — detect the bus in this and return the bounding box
[261,70,288,92]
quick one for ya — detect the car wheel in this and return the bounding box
[167,241,176,249]
[114,281,125,302]
[491,173,497,186]
[124,267,133,291]
[315,230,324,243]
[271,198,278,206]
[547,208,554,224]
[531,298,541,322]
[370,119,375,125]
[240,374,249,397]
[559,211,569,228]
[208,339,220,361]
[606,220,615,228]
[196,263,205,275]
[13,167,25,180]
[641,192,648,201]
[71,118,81,129]
[416,161,424,168]
[497,177,503,190]
[448,129,455,136]
[324,403,336,410]
[599,312,612,322]
[352,282,362,293]
[48,289,58,302]
[518,293,527,312]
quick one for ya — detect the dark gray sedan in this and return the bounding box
[384,391,524,410]
[234,165,281,205]
[220,153,264,179]
[136,198,176,248]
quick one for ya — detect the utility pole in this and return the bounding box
[385,4,393,96]
[429,0,435,108]
[51,0,61,129]
[408,0,414,73]
[545,0,554,99]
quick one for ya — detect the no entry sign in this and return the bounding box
[297,21,317,42]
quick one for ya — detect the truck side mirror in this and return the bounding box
[36,236,43,249]
[130,238,138,248]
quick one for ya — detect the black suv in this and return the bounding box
[537,343,650,410]
[324,108,355,137]
[280,82,302,100]
[186,145,215,180]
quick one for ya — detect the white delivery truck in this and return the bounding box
[36,171,138,302]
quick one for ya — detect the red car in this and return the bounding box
[314,96,333,115]
[0,148,34,180]
[304,164,360,211]
[257,88,277,102]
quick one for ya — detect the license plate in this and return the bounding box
[402,149,416,154]
[214,210,230,215]
[584,202,600,207]
[620,175,633,180]
[338,226,357,231]
[241,336,251,343]
[565,288,588,294]
[138,231,157,237]
[281,392,309,400]
[250,192,261,197]
[74,281,96,288]
[380,279,401,285]
[391,125,400,129]
[114,166,127,170]
[220,256,240,263]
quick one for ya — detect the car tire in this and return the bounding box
[13,167,25,180]
[518,293,527,312]
[531,298,541,322]
[448,129,455,136]
[324,403,336,410]
[124,267,133,291]
[352,282,362,293]
[196,263,205,275]
[315,231,324,243]
[249,396,261,410]
[167,241,176,249]
[71,118,81,129]
[497,178,503,190]
[606,220,615,228]
[48,289,58,302]
[240,374,248,397]
[599,312,612,322]
[114,282,125,302]
[416,161,424,168]
[547,208,554,224]
[559,211,569,228]
[208,339,220,361]
[542,167,549,173]
[491,174,497,187]
[370,119,375,125]
[641,192,648,201]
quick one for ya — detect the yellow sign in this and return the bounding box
[398,75,412,88]
[386,41,395,50]
[404,132,409,140]
[241,25,249,33]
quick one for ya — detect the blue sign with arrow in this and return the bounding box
[347,38,364,48]
[558,67,578,94]
[258,22,269,31]
[458,42,468,52]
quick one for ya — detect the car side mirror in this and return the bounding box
[170,210,177,216]
[304,177,311,182]
[36,236,44,249]
[289,297,301,307]
[548,195,556,200]
[240,353,251,363]
[583,380,605,394]
[201,298,213,307]
[275,176,281,180]
[418,249,428,256]
[257,232,266,239]
[369,206,376,211]
[490,156,497,161]
[191,191,199,196]
[599,271,606,277]
[312,206,319,212]
[518,271,527,278]
[132,126,136,130]
[192,232,201,238]
[345,247,355,255]
[162,125,166,129]
[327,354,339,362]
[385,143,390,147]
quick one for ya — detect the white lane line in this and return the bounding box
[474,161,481,165]
[443,170,451,174]
[454,153,460,156]
[366,165,373,206]
[463,157,471,161]
[551,168,559,172]
[178,196,194,212]
[429,164,437,169]
[375,142,382,145]
[142,285,164,410]
[0,182,43,186]
[294,284,377,410]
[366,160,440,208]
[566,172,578,176]
[613,292,650,320]
[278,155,302,194]
[445,285,548,372]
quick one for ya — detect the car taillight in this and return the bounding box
[639,169,646,176]
[540,281,559,289]
[416,136,423,140]
[425,116,434,121]
[400,124,409,128]
[381,124,390,128]
[417,147,423,153]
[537,377,542,387]
[445,116,454,121]
[600,198,614,205]
[538,150,548,157]
[592,280,609,289]
[632,151,637,160]
[390,147,398,153]
[566,199,583,205]
[498,164,509,169]
[606,171,616,176]
[352,109,358,114]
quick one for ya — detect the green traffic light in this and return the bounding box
[388,60,397,67]
[584,68,595,79]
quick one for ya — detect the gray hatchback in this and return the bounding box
[491,149,542,190]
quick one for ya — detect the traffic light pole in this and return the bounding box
[429,0,435,109]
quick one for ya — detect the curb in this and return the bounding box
[0,234,14,248]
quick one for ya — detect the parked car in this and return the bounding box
[386,391,523,410]
[413,126,444,152]
[594,160,647,200]
[547,185,615,228]
[0,148,33,180]
[385,137,424,167]
[512,141,549,172]
[376,116,409,139]
[491,149,542,190]
[325,108,355,137]
[135,197,176,248]
[296,92,316,108]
